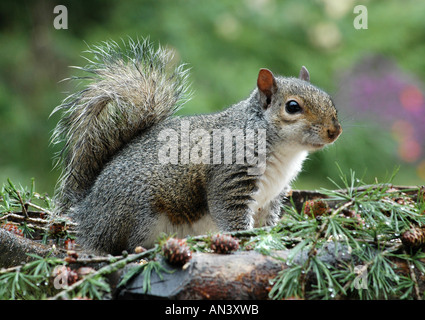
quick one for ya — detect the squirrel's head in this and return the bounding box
[257,67,342,151]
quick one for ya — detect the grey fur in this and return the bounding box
[51,38,191,216]
[52,38,341,254]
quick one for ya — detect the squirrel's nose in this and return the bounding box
[327,124,342,142]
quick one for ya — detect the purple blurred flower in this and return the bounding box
[335,55,425,163]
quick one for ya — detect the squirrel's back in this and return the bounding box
[51,38,190,215]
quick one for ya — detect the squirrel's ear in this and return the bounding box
[299,66,310,82]
[257,68,277,108]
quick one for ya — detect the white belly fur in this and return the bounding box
[250,146,308,213]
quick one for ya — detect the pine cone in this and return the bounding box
[64,250,79,263]
[401,227,425,248]
[48,221,68,238]
[304,199,330,217]
[162,238,192,266]
[210,234,239,254]
[0,222,23,237]
[64,238,76,250]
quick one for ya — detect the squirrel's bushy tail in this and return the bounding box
[51,38,190,214]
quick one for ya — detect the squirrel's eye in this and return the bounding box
[285,100,302,114]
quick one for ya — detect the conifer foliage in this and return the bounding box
[1,168,425,300]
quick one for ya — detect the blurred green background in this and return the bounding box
[0,0,424,196]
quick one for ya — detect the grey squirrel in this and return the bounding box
[51,38,342,254]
